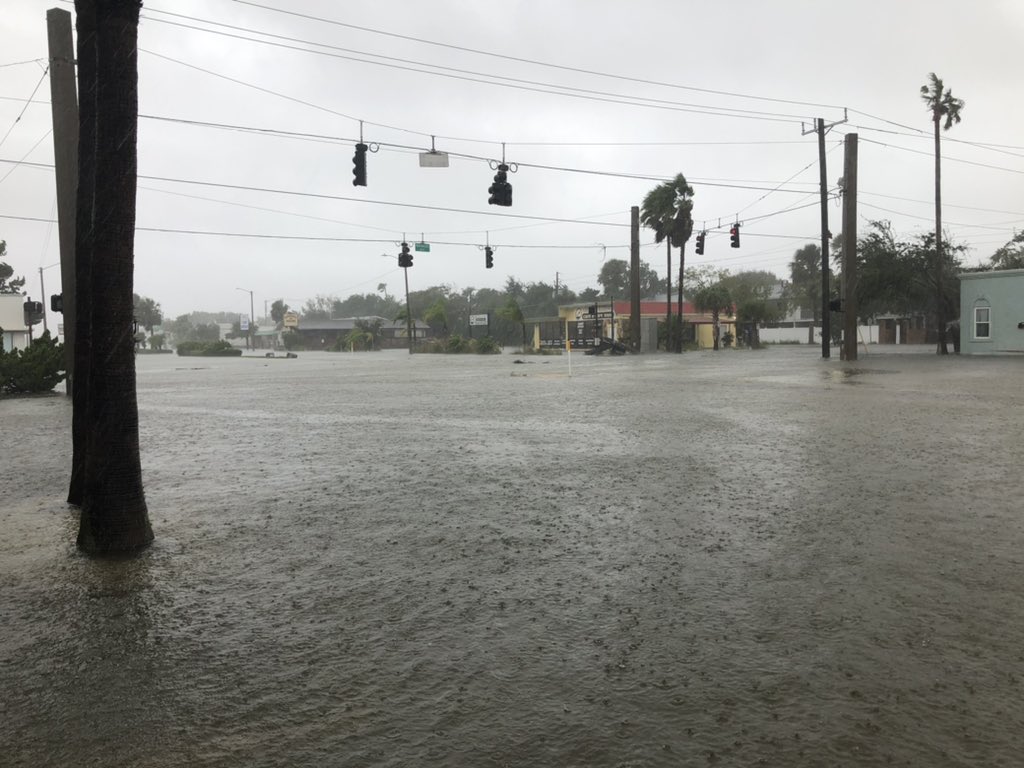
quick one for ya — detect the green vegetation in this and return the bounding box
[418,334,501,354]
[176,340,243,357]
[0,331,65,395]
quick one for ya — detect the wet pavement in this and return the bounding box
[2,346,1023,767]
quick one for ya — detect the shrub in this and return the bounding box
[473,336,501,354]
[176,340,243,357]
[0,330,66,395]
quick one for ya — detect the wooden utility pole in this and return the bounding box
[817,118,831,358]
[841,134,858,361]
[47,8,78,394]
[630,206,640,352]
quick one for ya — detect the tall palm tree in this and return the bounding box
[640,173,694,352]
[76,0,153,554]
[920,73,964,355]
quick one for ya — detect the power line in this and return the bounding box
[138,113,823,192]
[0,58,46,69]
[140,11,824,127]
[858,137,1024,176]
[220,0,848,113]
[0,65,49,151]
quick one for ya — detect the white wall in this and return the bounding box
[759,325,880,344]
[0,295,29,351]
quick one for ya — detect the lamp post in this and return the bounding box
[236,287,255,350]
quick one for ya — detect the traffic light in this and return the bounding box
[352,143,367,187]
[695,230,706,255]
[488,163,512,207]
[729,223,740,249]
[399,241,412,268]
[50,293,63,313]
[485,246,494,269]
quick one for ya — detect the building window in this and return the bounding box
[974,306,991,340]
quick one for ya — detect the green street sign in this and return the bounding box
[414,242,430,252]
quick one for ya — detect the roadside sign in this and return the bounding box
[414,242,430,252]
[469,313,489,326]
[240,315,250,331]
[283,311,299,328]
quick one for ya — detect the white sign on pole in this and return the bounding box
[240,315,250,331]
[469,314,489,326]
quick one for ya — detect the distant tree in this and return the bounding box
[921,72,965,355]
[722,270,785,348]
[577,286,600,302]
[302,294,336,320]
[497,297,527,349]
[0,241,26,294]
[423,297,449,337]
[597,259,630,297]
[194,322,221,342]
[149,333,165,351]
[685,265,727,292]
[641,173,694,351]
[343,319,382,351]
[503,276,525,299]
[990,232,1024,270]
[693,282,733,351]
[787,244,828,343]
[333,292,401,319]
[270,299,289,327]
[132,293,162,333]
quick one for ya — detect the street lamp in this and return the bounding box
[236,287,255,350]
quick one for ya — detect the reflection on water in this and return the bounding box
[3,349,1023,766]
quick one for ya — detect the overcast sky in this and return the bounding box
[2,0,1023,325]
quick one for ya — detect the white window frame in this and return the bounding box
[973,306,991,341]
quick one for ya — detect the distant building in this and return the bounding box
[289,316,425,350]
[0,294,30,352]
[959,268,1024,355]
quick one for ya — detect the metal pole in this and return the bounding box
[630,206,641,352]
[39,267,48,334]
[249,290,255,350]
[47,8,77,394]
[817,118,831,358]
[403,265,413,355]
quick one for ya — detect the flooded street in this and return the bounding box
[2,347,1023,767]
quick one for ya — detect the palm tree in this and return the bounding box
[920,73,964,355]
[75,0,154,554]
[640,173,694,351]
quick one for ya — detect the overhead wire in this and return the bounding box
[0,65,50,151]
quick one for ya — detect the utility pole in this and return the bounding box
[554,272,559,299]
[817,118,831,358]
[47,8,78,395]
[841,134,859,361]
[236,287,254,350]
[802,111,846,358]
[39,267,49,334]
[630,206,641,352]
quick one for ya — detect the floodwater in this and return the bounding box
[2,347,1023,767]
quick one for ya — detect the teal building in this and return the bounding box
[959,269,1024,355]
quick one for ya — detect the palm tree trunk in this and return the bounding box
[68,0,97,506]
[675,243,685,352]
[933,111,948,355]
[77,0,153,554]
[665,239,672,351]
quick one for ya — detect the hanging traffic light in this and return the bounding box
[488,163,512,207]
[352,143,367,187]
[50,293,63,313]
[729,223,740,249]
[398,241,412,268]
[695,231,706,255]
[485,246,494,269]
